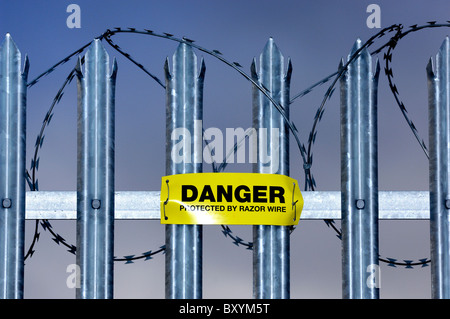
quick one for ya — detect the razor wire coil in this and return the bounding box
[23,21,450,267]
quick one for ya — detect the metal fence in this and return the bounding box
[0,29,449,299]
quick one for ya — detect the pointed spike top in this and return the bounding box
[338,58,348,82]
[259,37,291,78]
[434,37,449,79]
[22,54,30,77]
[264,36,274,48]
[110,57,118,80]
[3,33,12,47]
[285,57,293,82]
[75,56,83,78]
[350,38,363,52]
[373,58,380,81]
[173,42,196,60]
[250,57,258,80]
[338,57,345,71]
[348,38,364,61]
[172,42,198,74]
[4,32,13,43]
[86,39,108,59]
[164,57,171,79]
[426,57,435,79]
[261,37,282,60]
[438,36,449,55]
[1,32,19,54]
[348,38,371,64]
[198,57,206,80]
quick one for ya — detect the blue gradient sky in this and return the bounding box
[1,0,450,298]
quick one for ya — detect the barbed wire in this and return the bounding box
[212,21,449,267]
[25,26,309,263]
[25,59,86,261]
[22,21,450,268]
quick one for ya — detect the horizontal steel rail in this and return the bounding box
[25,191,429,220]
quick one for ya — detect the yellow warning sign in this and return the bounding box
[160,173,303,225]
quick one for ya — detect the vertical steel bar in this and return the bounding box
[76,40,117,299]
[428,37,450,299]
[165,43,205,299]
[340,39,380,299]
[251,38,292,299]
[0,34,28,299]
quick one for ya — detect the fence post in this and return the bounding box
[0,34,28,299]
[340,39,380,299]
[75,39,117,299]
[251,38,292,299]
[164,43,205,299]
[428,36,450,299]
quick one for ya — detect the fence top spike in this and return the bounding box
[4,32,13,43]
[429,37,450,81]
[86,38,108,60]
[75,56,84,78]
[348,38,371,66]
[350,38,363,53]
[22,54,30,77]
[198,57,206,81]
[1,32,19,54]
[261,37,283,61]
[437,36,449,58]
[110,57,118,80]
[164,57,172,80]
[171,42,203,80]
[338,58,347,81]
[373,58,380,81]
[250,57,258,80]
[3,33,11,45]
[173,42,197,62]
[285,57,293,82]
[426,57,435,79]
[348,38,365,61]
[338,57,345,71]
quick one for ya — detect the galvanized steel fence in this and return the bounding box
[0,21,450,299]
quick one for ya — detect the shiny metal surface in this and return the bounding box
[22,190,430,220]
[0,34,28,299]
[428,37,450,299]
[75,40,117,299]
[252,38,292,299]
[165,43,205,299]
[340,39,380,299]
